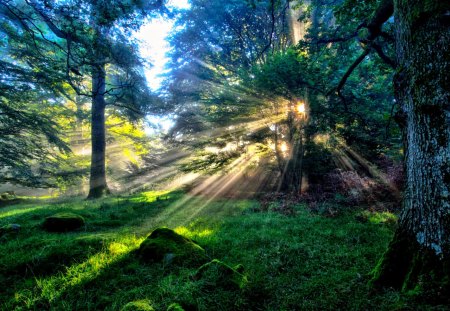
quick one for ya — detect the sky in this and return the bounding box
[136,0,190,91]
[135,0,190,133]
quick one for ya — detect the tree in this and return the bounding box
[166,0,304,182]
[369,0,450,295]
[0,60,71,187]
[304,0,449,294]
[166,0,292,138]
[1,0,163,198]
[166,0,399,195]
[0,14,76,187]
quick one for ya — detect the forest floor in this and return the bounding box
[0,189,442,310]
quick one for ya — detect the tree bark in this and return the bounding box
[87,63,109,198]
[371,0,450,298]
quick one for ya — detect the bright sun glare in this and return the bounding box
[297,102,305,114]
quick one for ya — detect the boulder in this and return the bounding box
[0,191,15,200]
[193,259,248,290]
[121,300,154,311]
[43,213,85,232]
[138,228,207,266]
[0,192,20,207]
[0,223,21,237]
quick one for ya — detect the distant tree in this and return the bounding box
[1,0,163,198]
[166,0,291,139]
[167,0,399,194]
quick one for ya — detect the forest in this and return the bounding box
[0,0,449,310]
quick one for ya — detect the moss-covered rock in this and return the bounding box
[121,300,154,311]
[43,213,85,232]
[138,228,207,266]
[193,259,248,290]
[167,303,185,311]
[0,223,21,237]
[0,192,21,207]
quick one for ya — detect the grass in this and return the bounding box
[0,190,435,310]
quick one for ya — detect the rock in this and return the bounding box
[0,192,20,207]
[167,303,185,311]
[43,213,85,232]
[0,223,21,237]
[0,191,15,200]
[193,259,248,290]
[138,228,207,266]
[121,300,154,311]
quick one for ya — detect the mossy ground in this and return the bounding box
[0,190,443,310]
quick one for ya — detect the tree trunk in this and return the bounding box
[371,0,450,298]
[278,111,305,193]
[278,136,304,193]
[87,63,109,199]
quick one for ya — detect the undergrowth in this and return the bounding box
[0,190,436,310]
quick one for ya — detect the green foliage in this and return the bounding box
[166,0,290,140]
[121,299,154,311]
[179,150,241,174]
[0,190,439,310]
[0,0,164,191]
[250,48,312,97]
[165,0,401,193]
[0,55,72,186]
[167,303,185,311]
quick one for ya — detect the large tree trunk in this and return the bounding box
[87,63,109,199]
[372,0,450,298]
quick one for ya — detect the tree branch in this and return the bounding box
[366,0,394,41]
[372,42,396,68]
[25,0,71,40]
[327,0,395,96]
[328,48,370,96]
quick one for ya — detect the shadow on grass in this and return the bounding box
[24,209,401,310]
[24,233,259,311]
[1,190,410,310]
[0,190,244,308]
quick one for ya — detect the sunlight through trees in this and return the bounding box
[0,0,449,309]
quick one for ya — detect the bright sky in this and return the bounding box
[135,0,190,133]
[136,0,190,91]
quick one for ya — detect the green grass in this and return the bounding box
[0,190,433,310]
